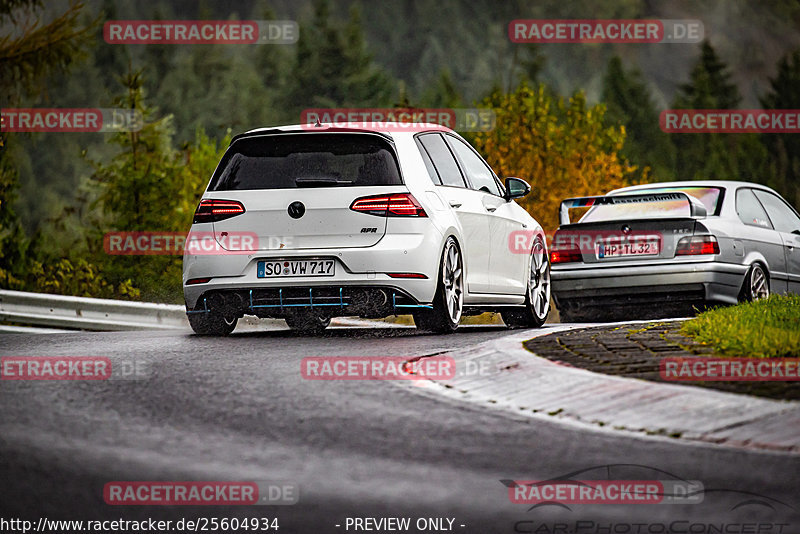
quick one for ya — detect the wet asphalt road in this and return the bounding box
[1,324,798,533]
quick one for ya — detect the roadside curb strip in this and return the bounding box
[412,323,800,454]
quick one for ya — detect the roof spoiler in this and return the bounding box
[229,127,394,146]
[558,191,707,226]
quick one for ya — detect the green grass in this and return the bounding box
[681,295,800,358]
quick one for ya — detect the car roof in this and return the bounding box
[607,180,781,196]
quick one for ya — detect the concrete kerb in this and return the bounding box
[401,321,800,454]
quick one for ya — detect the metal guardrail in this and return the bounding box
[0,290,399,332]
[0,289,188,331]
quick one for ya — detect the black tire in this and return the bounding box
[739,263,770,302]
[413,237,463,334]
[285,313,331,335]
[188,311,237,336]
[502,234,551,328]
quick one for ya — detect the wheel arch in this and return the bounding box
[739,258,770,301]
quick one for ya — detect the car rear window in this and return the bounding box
[209,133,402,191]
[580,186,723,223]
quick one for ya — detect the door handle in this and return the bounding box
[482,199,500,212]
[449,202,462,208]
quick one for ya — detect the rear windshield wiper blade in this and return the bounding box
[294,176,353,187]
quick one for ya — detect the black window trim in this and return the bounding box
[736,187,774,230]
[750,187,800,233]
[441,132,504,198]
[413,132,469,190]
[414,136,443,186]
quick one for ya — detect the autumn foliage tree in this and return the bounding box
[470,82,642,231]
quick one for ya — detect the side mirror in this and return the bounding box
[504,177,531,201]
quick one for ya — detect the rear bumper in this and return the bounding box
[183,268,437,313]
[186,285,430,319]
[551,260,748,308]
[183,230,443,310]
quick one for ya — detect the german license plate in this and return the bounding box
[257,259,335,278]
[597,239,660,258]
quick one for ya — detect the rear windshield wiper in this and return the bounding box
[294,176,353,187]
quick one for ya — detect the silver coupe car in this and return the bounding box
[550,181,800,322]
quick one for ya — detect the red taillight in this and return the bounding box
[676,235,720,256]
[193,199,245,224]
[186,277,212,285]
[350,193,427,217]
[550,249,582,264]
[386,273,428,279]
[549,230,583,264]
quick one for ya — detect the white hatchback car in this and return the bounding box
[183,123,550,335]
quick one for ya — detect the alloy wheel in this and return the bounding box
[442,240,464,324]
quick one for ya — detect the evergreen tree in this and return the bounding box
[0,0,95,287]
[156,43,270,143]
[505,44,544,93]
[675,41,741,110]
[254,5,292,120]
[140,6,177,98]
[419,69,463,108]
[82,69,183,301]
[78,70,231,302]
[760,49,800,208]
[672,41,746,181]
[602,56,675,181]
[94,0,130,89]
[89,71,180,232]
[283,0,394,113]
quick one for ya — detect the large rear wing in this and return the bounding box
[558,191,707,226]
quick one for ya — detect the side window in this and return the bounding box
[446,136,501,196]
[736,188,773,229]
[417,134,467,187]
[753,190,800,233]
[415,138,442,185]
